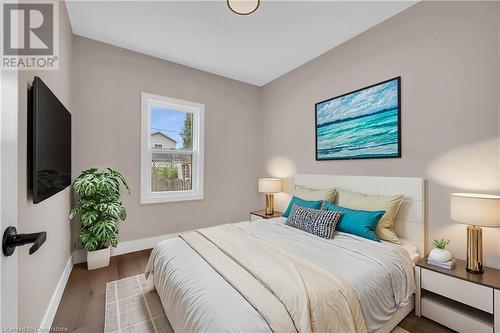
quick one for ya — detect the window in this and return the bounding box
[141,93,204,204]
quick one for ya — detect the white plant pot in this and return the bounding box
[87,247,111,270]
[428,248,452,263]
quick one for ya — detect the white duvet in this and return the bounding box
[145,218,416,333]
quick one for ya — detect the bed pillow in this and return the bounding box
[293,185,337,203]
[336,189,404,244]
[323,202,384,241]
[285,205,341,239]
[283,196,323,217]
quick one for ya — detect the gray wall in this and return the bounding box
[17,2,74,327]
[260,1,500,267]
[71,36,263,243]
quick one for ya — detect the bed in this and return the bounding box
[146,174,426,333]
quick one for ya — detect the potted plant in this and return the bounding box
[429,238,452,263]
[69,168,130,270]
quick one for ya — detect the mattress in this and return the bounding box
[146,217,416,333]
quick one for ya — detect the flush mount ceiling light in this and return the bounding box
[227,0,260,15]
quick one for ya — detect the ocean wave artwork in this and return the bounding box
[315,77,401,160]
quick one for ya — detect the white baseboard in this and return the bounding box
[72,248,86,265]
[73,233,178,264]
[40,254,74,328]
[41,233,177,328]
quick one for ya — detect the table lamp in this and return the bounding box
[450,193,500,273]
[258,178,281,215]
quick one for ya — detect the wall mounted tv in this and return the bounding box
[29,76,71,204]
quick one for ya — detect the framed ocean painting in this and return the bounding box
[315,77,401,160]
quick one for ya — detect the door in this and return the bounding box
[1,69,19,328]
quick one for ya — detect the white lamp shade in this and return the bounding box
[450,193,500,227]
[258,178,281,194]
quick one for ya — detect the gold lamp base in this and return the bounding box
[265,194,274,215]
[466,225,483,274]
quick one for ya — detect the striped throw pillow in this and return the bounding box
[285,205,341,239]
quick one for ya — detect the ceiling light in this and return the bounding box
[227,0,260,15]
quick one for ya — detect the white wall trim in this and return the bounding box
[72,250,87,267]
[73,233,178,264]
[140,92,205,205]
[40,254,73,329]
[41,232,177,328]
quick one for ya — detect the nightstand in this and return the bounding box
[416,256,500,333]
[250,210,283,221]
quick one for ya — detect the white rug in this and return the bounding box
[105,274,411,333]
[105,274,173,333]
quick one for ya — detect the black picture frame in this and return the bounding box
[315,76,401,161]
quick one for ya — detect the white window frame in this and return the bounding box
[141,92,204,204]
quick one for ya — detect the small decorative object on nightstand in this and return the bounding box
[428,239,455,270]
[450,193,500,274]
[258,178,282,215]
[250,210,283,221]
[415,257,500,333]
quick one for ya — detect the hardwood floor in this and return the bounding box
[52,249,152,333]
[399,313,454,333]
[53,250,453,333]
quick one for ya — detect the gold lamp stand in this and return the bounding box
[466,225,483,274]
[265,194,275,215]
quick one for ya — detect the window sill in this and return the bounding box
[140,191,203,204]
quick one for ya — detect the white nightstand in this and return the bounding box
[416,256,500,333]
[249,210,283,221]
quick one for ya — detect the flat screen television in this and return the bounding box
[29,76,71,204]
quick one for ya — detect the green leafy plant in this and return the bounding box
[181,112,192,149]
[157,165,178,180]
[69,168,130,252]
[433,238,450,249]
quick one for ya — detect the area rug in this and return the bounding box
[105,274,411,333]
[105,274,173,333]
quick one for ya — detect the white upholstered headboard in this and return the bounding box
[293,174,426,256]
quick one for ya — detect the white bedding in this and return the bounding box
[146,217,416,333]
[381,238,420,263]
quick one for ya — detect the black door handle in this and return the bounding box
[2,226,47,256]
